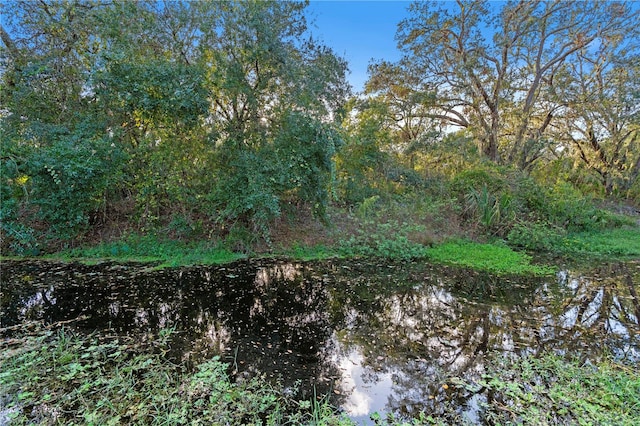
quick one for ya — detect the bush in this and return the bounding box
[507,221,566,252]
[28,137,126,241]
[0,153,38,254]
[463,185,514,235]
[338,221,428,260]
[210,112,340,240]
[451,166,506,196]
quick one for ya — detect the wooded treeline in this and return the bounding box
[1,0,638,254]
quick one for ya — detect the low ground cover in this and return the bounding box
[452,353,640,425]
[2,326,637,425]
[0,326,350,426]
[558,227,640,259]
[425,240,555,276]
[48,235,245,267]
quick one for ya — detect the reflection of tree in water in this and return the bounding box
[2,259,638,422]
[541,262,639,361]
[324,264,497,420]
[1,260,346,404]
[325,261,640,421]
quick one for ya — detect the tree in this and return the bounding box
[365,61,439,171]
[0,0,349,250]
[395,0,638,170]
[551,38,640,196]
[199,0,349,233]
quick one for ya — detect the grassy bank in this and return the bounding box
[31,233,554,276]
[4,191,638,274]
[7,222,637,276]
[46,235,246,268]
[558,227,640,259]
[4,163,639,274]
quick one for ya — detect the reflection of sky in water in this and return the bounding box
[19,286,56,318]
[2,261,639,424]
[332,344,394,420]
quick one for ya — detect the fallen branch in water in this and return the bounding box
[0,314,90,334]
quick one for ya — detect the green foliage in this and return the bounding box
[271,111,342,219]
[0,328,353,425]
[338,221,428,260]
[356,195,381,219]
[448,168,633,243]
[1,0,349,250]
[541,182,603,231]
[212,150,283,238]
[514,178,633,233]
[0,149,39,254]
[211,112,342,238]
[1,0,636,259]
[370,412,447,426]
[166,214,204,240]
[95,59,209,128]
[463,185,514,234]
[335,99,425,204]
[286,244,335,261]
[459,353,640,425]
[507,221,566,252]
[28,137,126,240]
[448,166,518,236]
[57,234,244,267]
[451,167,507,196]
[558,227,640,258]
[7,329,636,425]
[0,221,39,256]
[426,240,555,276]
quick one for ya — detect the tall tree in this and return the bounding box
[395,0,638,170]
[551,35,640,196]
[198,0,349,230]
[365,60,437,170]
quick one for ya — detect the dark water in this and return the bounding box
[1,259,639,423]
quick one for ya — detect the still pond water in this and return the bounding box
[1,258,639,423]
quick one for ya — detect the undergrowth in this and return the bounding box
[337,221,428,260]
[0,327,351,425]
[3,328,637,425]
[448,353,640,425]
[51,234,245,267]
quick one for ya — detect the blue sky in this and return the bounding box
[306,1,413,93]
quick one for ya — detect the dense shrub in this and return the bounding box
[28,137,126,240]
[450,166,507,196]
[507,221,566,252]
